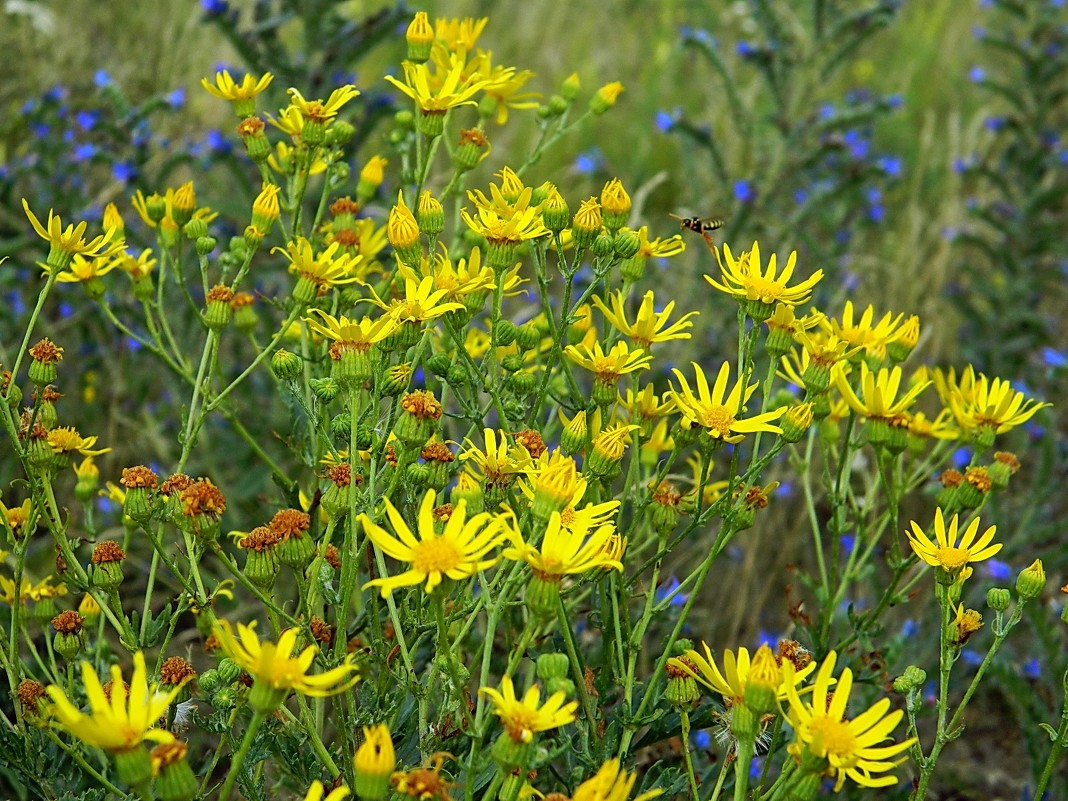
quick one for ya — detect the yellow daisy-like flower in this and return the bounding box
[564,340,652,383]
[403,245,496,302]
[303,310,397,350]
[23,199,123,268]
[2,574,67,605]
[385,53,488,114]
[572,758,663,801]
[669,643,816,706]
[459,428,533,489]
[905,507,1001,574]
[460,204,549,249]
[469,52,539,125]
[592,291,697,350]
[1,498,32,538]
[200,70,273,117]
[47,427,111,457]
[479,675,578,743]
[834,363,931,419]
[49,254,118,283]
[503,509,624,578]
[360,489,507,596]
[518,449,583,511]
[276,238,365,301]
[287,85,360,124]
[634,226,685,259]
[670,361,786,443]
[214,620,359,712]
[435,16,489,55]
[706,242,822,317]
[45,652,185,752]
[821,301,906,364]
[783,651,915,791]
[363,275,465,324]
[946,369,1051,440]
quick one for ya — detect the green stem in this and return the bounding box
[680,710,701,801]
[218,709,267,801]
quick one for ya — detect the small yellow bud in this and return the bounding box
[600,178,631,230]
[405,12,435,62]
[590,81,624,114]
[1016,558,1046,601]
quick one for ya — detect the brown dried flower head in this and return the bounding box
[240,525,283,552]
[51,610,85,634]
[29,339,64,364]
[160,656,197,686]
[268,509,310,541]
[939,468,963,488]
[400,390,443,421]
[230,291,255,310]
[964,466,992,493]
[91,541,126,564]
[330,197,361,216]
[514,429,546,459]
[993,451,1021,473]
[16,679,47,711]
[160,472,195,497]
[323,544,341,570]
[652,481,682,508]
[180,478,227,520]
[310,616,335,645]
[420,442,455,463]
[206,284,235,304]
[121,465,159,489]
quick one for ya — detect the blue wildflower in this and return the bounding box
[201,0,229,14]
[93,70,112,88]
[1022,658,1041,679]
[952,447,972,469]
[733,180,753,203]
[655,576,689,607]
[693,730,711,749]
[969,65,986,83]
[166,88,187,108]
[112,161,137,183]
[75,110,100,130]
[655,110,676,133]
[902,619,918,638]
[982,559,1012,581]
[1042,347,1067,368]
[74,143,97,161]
[877,155,903,177]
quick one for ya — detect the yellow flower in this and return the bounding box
[590,82,624,114]
[303,780,351,801]
[669,643,815,706]
[564,340,652,382]
[201,70,273,101]
[469,52,539,124]
[821,301,905,364]
[214,621,359,711]
[45,652,185,752]
[201,70,273,117]
[114,249,157,281]
[47,427,111,457]
[353,723,395,796]
[783,651,915,791]
[504,509,624,577]
[706,242,823,317]
[363,275,465,324]
[947,369,1051,439]
[631,226,686,261]
[479,675,578,743]
[460,428,534,488]
[303,310,397,350]
[834,364,930,419]
[23,199,123,267]
[399,245,496,303]
[1,498,32,538]
[572,758,663,801]
[385,53,488,114]
[435,16,489,55]
[461,204,549,250]
[360,489,507,596]
[592,291,697,349]
[287,85,360,124]
[50,254,118,283]
[905,507,1001,574]
[275,238,365,300]
[670,362,786,443]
